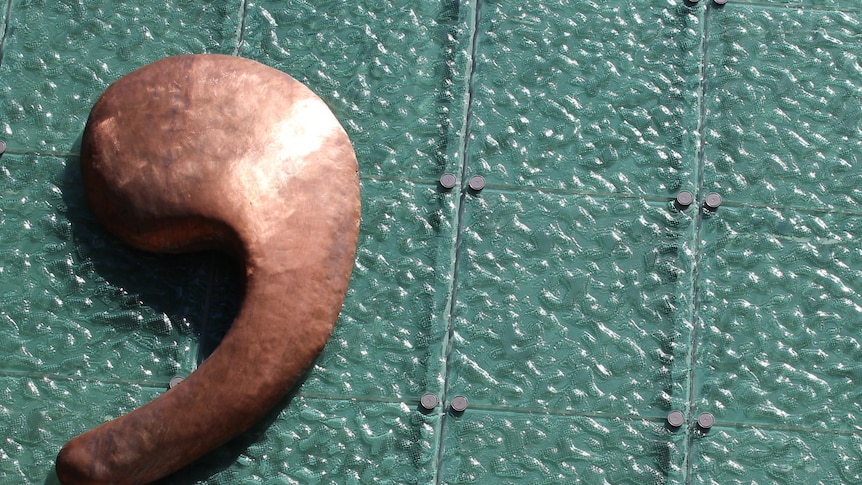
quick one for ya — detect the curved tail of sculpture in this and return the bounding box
[55,54,360,485]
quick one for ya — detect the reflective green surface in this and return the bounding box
[2,0,862,483]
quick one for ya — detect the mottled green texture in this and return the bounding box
[240,0,474,180]
[696,205,862,430]
[466,0,703,195]
[0,0,244,152]
[704,6,862,210]
[1,0,862,483]
[441,411,687,484]
[162,397,440,485]
[0,154,206,382]
[732,0,862,8]
[450,190,695,416]
[304,180,457,399]
[692,426,862,484]
[0,377,163,483]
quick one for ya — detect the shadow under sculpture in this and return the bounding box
[55,54,361,485]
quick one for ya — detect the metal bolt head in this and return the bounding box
[468,175,485,191]
[704,192,722,210]
[667,410,685,428]
[697,412,715,429]
[450,395,469,412]
[0,140,5,155]
[675,190,694,208]
[714,0,727,4]
[168,376,184,389]
[439,173,457,190]
[420,393,438,410]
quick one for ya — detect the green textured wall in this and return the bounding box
[2,0,862,483]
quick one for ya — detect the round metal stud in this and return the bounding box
[697,412,715,429]
[420,393,439,410]
[168,376,185,390]
[0,140,6,156]
[450,395,469,412]
[714,0,727,5]
[667,410,685,428]
[468,175,485,191]
[439,173,457,190]
[675,190,694,208]
[704,192,722,210]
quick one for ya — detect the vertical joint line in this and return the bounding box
[456,0,483,186]
[234,0,250,56]
[0,0,14,68]
[685,4,712,484]
[435,1,482,484]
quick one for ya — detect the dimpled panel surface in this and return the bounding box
[734,0,862,7]
[161,397,439,485]
[696,205,862,429]
[440,411,686,484]
[0,154,207,382]
[240,0,473,180]
[449,190,695,416]
[0,0,243,152]
[691,426,862,484]
[0,3,7,40]
[2,0,862,483]
[0,376,163,483]
[302,180,456,399]
[704,6,862,210]
[465,0,703,195]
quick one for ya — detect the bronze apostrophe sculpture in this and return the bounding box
[55,54,361,484]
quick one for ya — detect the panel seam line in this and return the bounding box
[434,1,483,483]
[685,4,712,484]
[233,0,250,56]
[0,0,13,69]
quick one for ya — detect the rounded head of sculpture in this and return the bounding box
[56,54,360,485]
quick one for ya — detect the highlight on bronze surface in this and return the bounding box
[55,54,361,485]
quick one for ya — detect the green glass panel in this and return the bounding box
[464,0,703,196]
[2,0,862,483]
[239,0,474,180]
[161,396,440,485]
[691,426,862,484]
[731,0,862,8]
[0,153,223,382]
[704,6,862,210]
[440,410,687,484]
[695,205,862,430]
[2,379,438,484]
[0,0,243,152]
[0,376,163,484]
[0,3,8,40]
[302,179,458,400]
[449,190,696,417]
